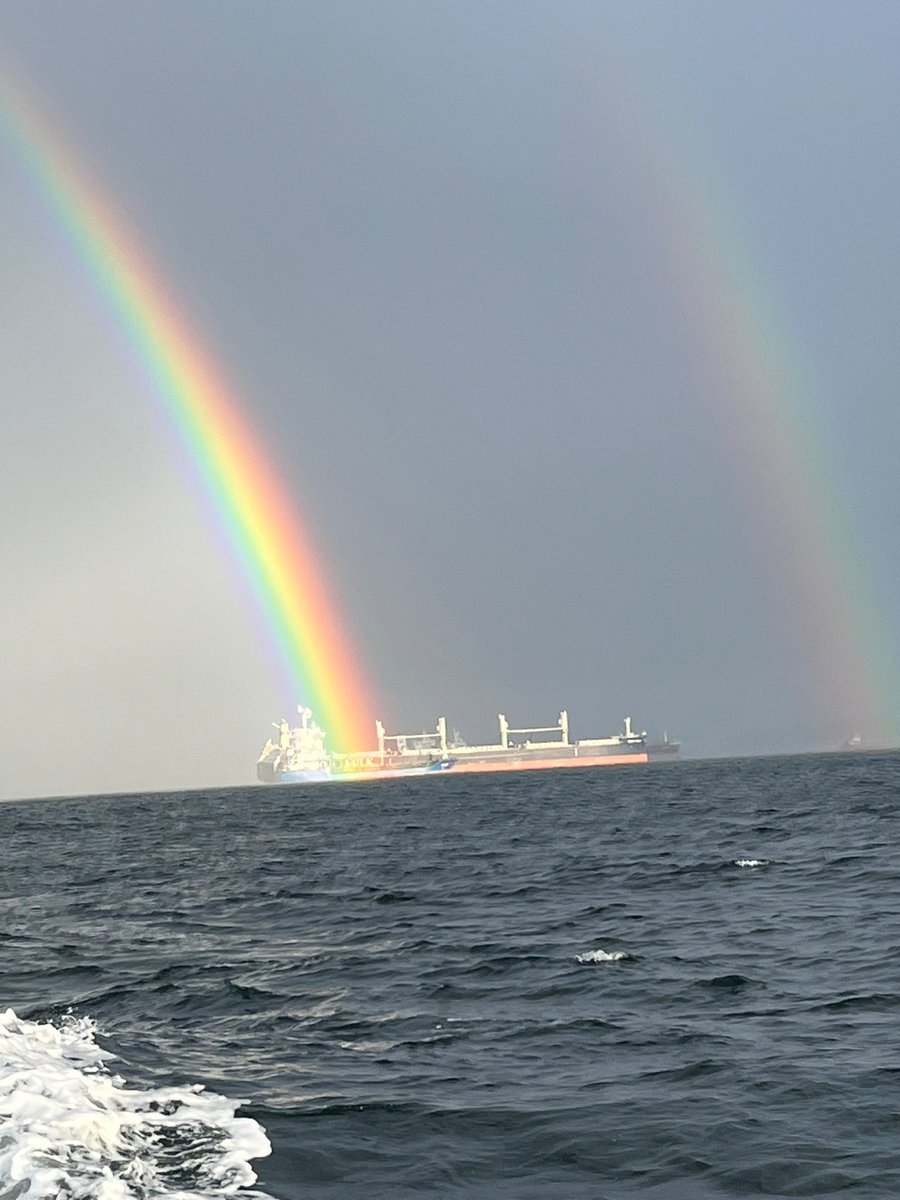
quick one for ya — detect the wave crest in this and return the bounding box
[575,949,629,964]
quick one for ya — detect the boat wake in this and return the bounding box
[0,1008,270,1198]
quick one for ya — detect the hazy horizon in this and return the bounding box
[2,1,899,799]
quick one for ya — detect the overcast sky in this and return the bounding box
[1,1,899,798]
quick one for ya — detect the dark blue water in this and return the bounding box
[2,753,899,1198]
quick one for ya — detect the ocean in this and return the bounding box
[1,752,898,1199]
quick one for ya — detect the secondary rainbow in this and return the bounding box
[654,177,898,743]
[587,65,898,745]
[0,73,374,751]
[652,139,898,744]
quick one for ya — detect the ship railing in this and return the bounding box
[576,737,643,748]
[331,751,386,764]
[452,743,506,755]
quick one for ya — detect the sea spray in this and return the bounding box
[575,949,629,964]
[0,1009,270,1198]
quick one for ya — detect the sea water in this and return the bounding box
[1,752,898,1198]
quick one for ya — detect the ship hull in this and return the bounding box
[259,743,679,784]
[270,759,456,784]
[647,742,680,763]
[448,751,648,773]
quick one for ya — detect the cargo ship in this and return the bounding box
[257,706,679,784]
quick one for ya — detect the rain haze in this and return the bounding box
[1,1,898,799]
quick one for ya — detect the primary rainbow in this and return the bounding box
[0,73,375,751]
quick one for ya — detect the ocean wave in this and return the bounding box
[734,859,769,868]
[695,973,757,992]
[0,1008,270,1198]
[574,949,629,964]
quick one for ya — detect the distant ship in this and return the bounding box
[838,733,894,753]
[257,706,680,784]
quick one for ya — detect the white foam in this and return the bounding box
[575,949,628,964]
[734,859,768,868]
[0,1008,271,1198]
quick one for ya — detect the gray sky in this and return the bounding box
[1,1,899,798]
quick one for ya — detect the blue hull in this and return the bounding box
[277,768,332,783]
[268,758,457,785]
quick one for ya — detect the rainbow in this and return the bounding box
[0,73,375,751]
[4,59,896,753]
[605,76,899,744]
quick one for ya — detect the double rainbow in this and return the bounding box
[0,74,374,751]
[4,57,895,750]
